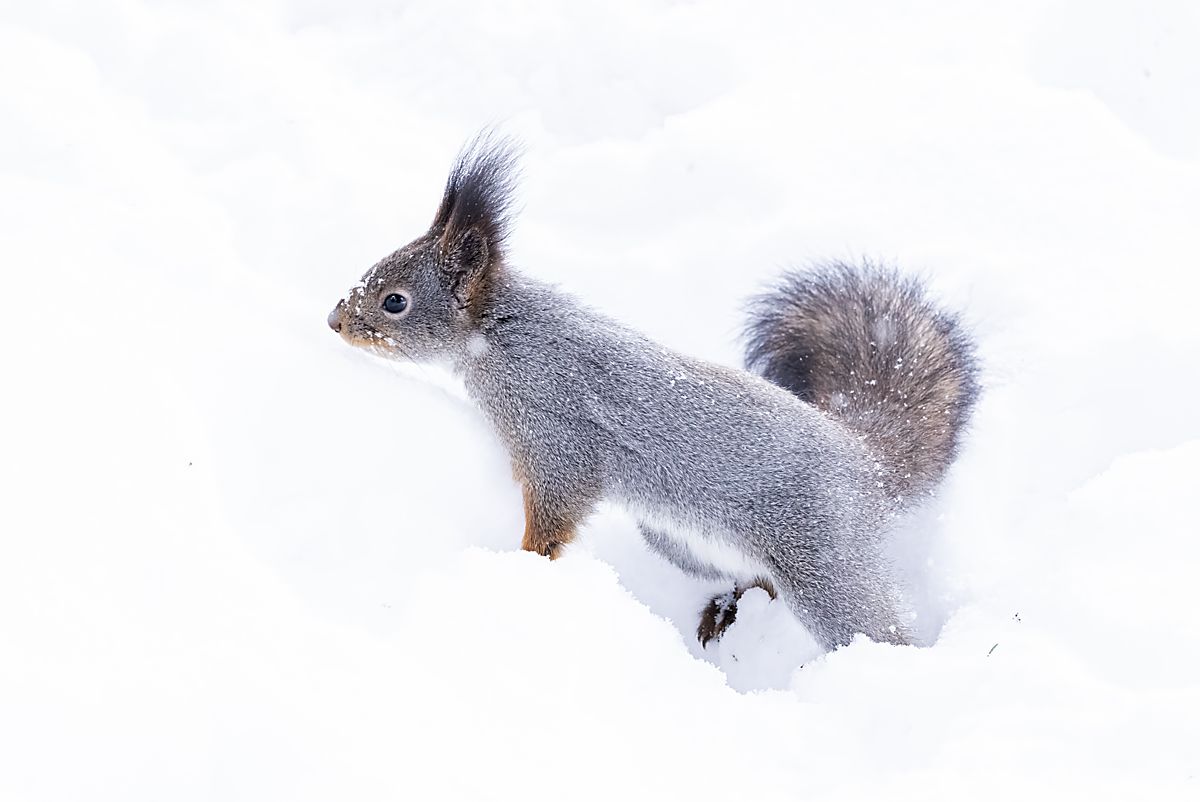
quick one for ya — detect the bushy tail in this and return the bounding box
[745,262,980,501]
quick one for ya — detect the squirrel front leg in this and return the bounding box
[520,483,578,560]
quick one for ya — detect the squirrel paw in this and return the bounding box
[697,590,739,647]
[536,541,564,560]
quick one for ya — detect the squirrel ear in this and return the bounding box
[441,227,491,310]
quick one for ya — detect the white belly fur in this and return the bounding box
[631,504,769,580]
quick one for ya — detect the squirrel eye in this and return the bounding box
[382,293,409,314]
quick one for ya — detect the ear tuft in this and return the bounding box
[431,131,521,271]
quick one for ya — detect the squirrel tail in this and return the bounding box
[745,262,980,501]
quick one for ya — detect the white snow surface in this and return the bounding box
[3,1,1199,799]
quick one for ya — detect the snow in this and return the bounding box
[2,1,1199,799]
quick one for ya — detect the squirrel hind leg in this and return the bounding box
[697,577,777,648]
[636,523,780,647]
[774,570,914,650]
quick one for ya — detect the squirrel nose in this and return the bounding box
[327,303,343,333]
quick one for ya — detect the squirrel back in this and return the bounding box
[745,264,979,503]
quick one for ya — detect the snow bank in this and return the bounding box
[2,1,1198,799]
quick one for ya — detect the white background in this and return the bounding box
[2,1,1198,799]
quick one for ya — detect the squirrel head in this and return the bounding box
[328,133,519,363]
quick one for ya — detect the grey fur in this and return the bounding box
[329,135,980,651]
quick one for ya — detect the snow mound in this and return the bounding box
[3,1,1198,799]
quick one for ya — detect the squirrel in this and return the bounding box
[327,134,980,651]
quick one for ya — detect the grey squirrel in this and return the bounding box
[327,134,979,650]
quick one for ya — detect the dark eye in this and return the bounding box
[382,293,409,314]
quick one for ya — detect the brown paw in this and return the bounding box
[521,540,564,560]
[697,590,739,647]
[527,541,563,560]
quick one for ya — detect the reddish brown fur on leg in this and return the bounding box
[520,484,577,560]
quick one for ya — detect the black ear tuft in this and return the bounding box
[431,131,521,270]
